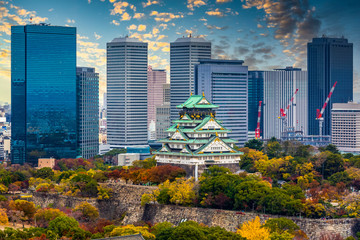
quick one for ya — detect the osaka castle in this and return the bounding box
[154,94,242,178]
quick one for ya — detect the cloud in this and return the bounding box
[67,19,75,24]
[205,24,228,30]
[216,0,232,2]
[159,23,168,30]
[205,8,224,17]
[242,0,321,68]
[138,24,147,31]
[77,34,89,40]
[235,46,250,55]
[150,11,183,22]
[152,27,159,35]
[121,12,131,21]
[253,46,273,54]
[0,2,48,35]
[157,35,166,40]
[0,49,10,58]
[127,24,137,30]
[187,0,207,11]
[94,32,102,40]
[111,1,129,15]
[133,13,145,19]
[48,8,54,12]
[142,0,160,8]
[111,20,120,25]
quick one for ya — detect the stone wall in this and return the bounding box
[31,183,360,240]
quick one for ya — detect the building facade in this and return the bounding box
[77,67,99,159]
[308,37,353,136]
[106,37,148,148]
[170,37,211,121]
[261,67,308,139]
[195,59,248,146]
[11,24,78,165]
[155,95,242,178]
[248,71,264,136]
[147,66,166,126]
[331,102,360,153]
[156,103,170,139]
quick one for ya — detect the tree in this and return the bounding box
[97,185,113,200]
[73,202,99,222]
[0,184,7,193]
[321,144,340,154]
[328,171,352,186]
[110,225,155,240]
[151,222,174,236]
[245,139,264,151]
[9,199,36,220]
[48,215,79,237]
[263,218,300,235]
[132,156,156,169]
[236,216,270,240]
[35,167,54,180]
[34,208,66,228]
[240,150,268,173]
[0,208,8,225]
[265,140,282,159]
[322,154,345,179]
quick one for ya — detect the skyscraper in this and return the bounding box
[106,37,148,148]
[248,71,264,135]
[77,67,99,159]
[259,67,308,139]
[195,59,248,145]
[147,66,166,127]
[170,37,211,121]
[11,24,77,165]
[308,37,353,136]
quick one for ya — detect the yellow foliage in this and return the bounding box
[163,178,195,206]
[255,156,292,179]
[342,193,360,217]
[346,167,360,180]
[237,216,270,240]
[0,208,9,225]
[110,225,155,240]
[0,184,8,193]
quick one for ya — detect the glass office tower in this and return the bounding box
[308,37,353,136]
[11,24,77,165]
[248,71,264,133]
[195,59,248,146]
[170,37,211,121]
[106,37,148,148]
[77,67,99,159]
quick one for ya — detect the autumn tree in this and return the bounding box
[9,199,36,221]
[0,208,8,225]
[236,216,270,240]
[34,208,66,227]
[73,202,99,222]
[110,225,155,240]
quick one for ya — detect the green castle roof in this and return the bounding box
[176,95,219,109]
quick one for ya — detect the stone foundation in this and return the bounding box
[157,162,240,177]
[31,183,359,239]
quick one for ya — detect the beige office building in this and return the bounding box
[331,102,360,153]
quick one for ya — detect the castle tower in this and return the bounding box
[154,94,242,179]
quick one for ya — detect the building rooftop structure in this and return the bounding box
[155,94,242,179]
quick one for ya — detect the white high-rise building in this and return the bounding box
[331,102,360,153]
[106,37,148,148]
[170,36,211,121]
[262,67,308,139]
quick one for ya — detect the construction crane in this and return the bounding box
[316,81,338,136]
[255,101,262,139]
[279,89,299,133]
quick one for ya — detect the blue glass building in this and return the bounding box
[77,67,99,159]
[248,71,264,134]
[308,37,353,136]
[11,24,78,165]
[195,59,248,146]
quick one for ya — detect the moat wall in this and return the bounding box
[31,183,360,240]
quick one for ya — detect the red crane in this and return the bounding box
[255,101,262,139]
[316,81,338,136]
[279,89,299,132]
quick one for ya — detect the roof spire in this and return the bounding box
[202,92,205,97]
[190,92,193,96]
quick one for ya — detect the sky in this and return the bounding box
[0,0,359,104]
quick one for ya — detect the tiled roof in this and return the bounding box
[176,95,218,109]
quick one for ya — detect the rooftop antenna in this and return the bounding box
[30,17,32,24]
[189,33,192,38]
